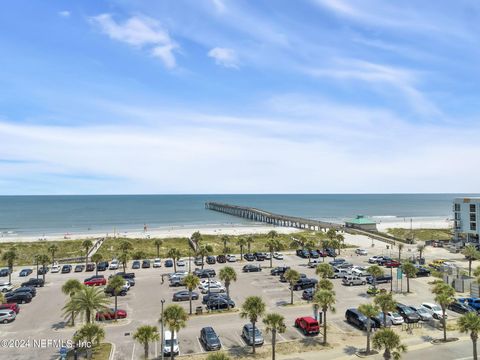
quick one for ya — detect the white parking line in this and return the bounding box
[155,341,157,358]
[130,343,136,360]
[196,337,205,353]
[277,332,287,342]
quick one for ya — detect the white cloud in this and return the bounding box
[208,47,239,68]
[90,14,178,68]
[211,0,226,13]
[58,11,70,18]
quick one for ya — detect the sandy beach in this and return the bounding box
[375,216,452,232]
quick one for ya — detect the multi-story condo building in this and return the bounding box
[453,197,480,244]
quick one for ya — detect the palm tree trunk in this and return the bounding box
[42,271,46,283]
[240,246,244,262]
[272,330,276,360]
[226,284,230,299]
[290,287,294,305]
[170,332,174,360]
[189,291,192,315]
[366,319,371,353]
[71,310,75,326]
[472,335,478,360]
[407,277,410,293]
[252,321,256,354]
[115,295,118,321]
[384,348,391,360]
[173,261,177,273]
[323,310,327,345]
[36,261,39,280]
[86,248,88,267]
[383,312,387,328]
[469,260,472,277]
[8,268,12,284]
[145,343,149,359]
[86,309,91,324]
[442,309,447,342]
[270,250,273,268]
[157,246,160,258]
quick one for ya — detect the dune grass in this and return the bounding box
[385,228,452,242]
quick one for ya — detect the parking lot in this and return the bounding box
[0,235,472,360]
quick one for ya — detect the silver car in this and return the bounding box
[242,324,264,346]
[410,306,433,321]
[0,309,16,324]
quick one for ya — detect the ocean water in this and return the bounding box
[0,194,477,237]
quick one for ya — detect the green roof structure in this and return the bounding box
[346,215,376,225]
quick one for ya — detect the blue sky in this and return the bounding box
[1,0,480,194]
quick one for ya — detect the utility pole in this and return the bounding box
[160,299,165,360]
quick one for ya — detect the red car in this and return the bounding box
[384,260,401,268]
[84,276,106,286]
[0,303,20,314]
[294,316,320,335]
[317,250,328,257]
[96,308,127,321]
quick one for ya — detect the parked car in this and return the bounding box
[11,286,36,297]
[302,288,315,301]
[329,259,346,267]
[366,275,392,284]
[111,272,135,279]
[371,312,393,328]
[202,293,229,304]
[200,326,221,351]
[84,275,107,286]
[206,297,235,310]
[421,303,444,319]
[273,252,284,260]
[74,264,85,272]
[194,269,216,278]
[243,264,262,273]
[226,254,237,262]
[164,259,173,268]
[104,286,127,297]
[142,260,151,268]
[86,263,95,272]
[325,248,337,257]
[173,290,199,301]
[153,258,162,268]
[163,330,179,356]
[176,259,186,268]
[409,306,433,321]
[308,259,322,268]
[194,257,204,266]
[415,266,431,277]
[0,309,16,324]
[309,250,320,258]
[317,249,328,257]
[342,276,367,286]
[369,255,383,263]
[38,266,49,275]
[170,276,186,287]
[242,324,264,346]
[330,267,350,279]
[19,268,33,277]
[458,298,480,311]
[6,292,32,304]
[345,308,374,330]
[95,308,127,321]
[0,282,14,293]
[206,256,216,264]
[292,278,318,291]
[271,266,290,276]
[355,248,368,255]
[448,301,476,314]
[61,265,72,273]
[0,303,20,314]
[200,284,226,294]
[109,260,119,270]
[97,261,109,271]
[51,264,61,273]
[281,273,306,283]
[21,278,44,288]
[377,257,393,266]
[216,255,227,263]
[254,252,266,261]
[244,253,255,261]
[396,304,420,323]
[384,260,401,268]
[295,316,320,335]
[386,312,404,325]
[0,268,11,277]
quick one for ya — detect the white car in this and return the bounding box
[169,271,188,279]
[176,259,186,268]
[163,330,179,356]
[109,260,119,270]
[199,280,222,289]
[273,252,284,260]
[200,284,226,294]
[308,259,322,268]
[122,281,131,291]
[421,303,445,320]
[226,255,237,262]
[386,312,404,325]
[264,252,272,260]
[51,264,61,273]
[153,258,162,268]
[351,268,368,277]
[368,256,382,263]
[0,282,13,293]
[355,248,368,255]
[0,309,16,324]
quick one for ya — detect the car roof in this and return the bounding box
[299,316,318,323]
[164,330,177,338]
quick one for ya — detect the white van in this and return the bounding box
[308,259,322,268]
[0,309,16,324]
[163,330,179,356]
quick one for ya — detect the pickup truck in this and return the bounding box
[458,298,480,311]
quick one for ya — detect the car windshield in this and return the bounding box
[417,308,427,314]
[403,307,414,315]
[392,312,401,317]
[206,333,218,341]
[247,328,261,336]
[432,305,441,312]
[165,339,177,347]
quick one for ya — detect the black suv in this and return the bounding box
[243,265,262,273]
[216,255,226,263]
[280,273,306,283]
[12,286,37,297]
[38,266,49,275]
[97,261,109,271]
[112,272,135,279]
[21,278,44,288]
[6,292,32,304]
[61,265,72,273]
[345,308,375,330]
[0,268,11,277]
[104,286,127,297]
[86,263,95,272]
[271,266,290,276]
[302,288,314,300]
[244,253,255,261]
[200,327,221,351]
[254,252,266,261]
[292,278,318,290]
[206,256,216,264]
[415,266,430,277]
[206,297,235,310]
[194,269,216,278]
[142,260,151,268]
[396,303,420,323]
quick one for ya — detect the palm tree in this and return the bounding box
[374,292,397,327]
[167,248,181,273]
[65,285,109,324]
[284,269,300,305]
[61,279,83,326]
[119,252,129,273]
[73,323,105,360]
[119,239,133,254]
[37,254,50,283]
[336,234,345,255]
[246,236,254,253]
[162,305,188,360]
[266,238,282,268]
[330,239,340,259]
[183,274,200,315]
[416,244,426,260]
[263,313,286,360]
[0,293,5,304]
[358,303,380,354]
[133,325,160,359]
[2,249,17,284]
[290,235,307,251]
[206,353,231,360]
[237,238,247,261]
[304,239,316,265]
[458,311,480,360]
[82,239,93,267]
[397,243,404,261]
[219,266,237,298]
[240,296,266,354]
[91,253,103,276]
[154,239,164,258]
[434,284,455,342]
[326,228,337,243]
[48,244,58,265]
[313,289,336,345]
[107,275,126,321]
[401,262,417,293]
[221,235,229,255]
[463,244,480,277]
[372,328,407,360]
[316,263,334,279]
[318,279,334,291]
[367,265,384,290]
[197,245,212,270]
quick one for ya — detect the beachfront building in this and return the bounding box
[453,197,480,245]
[345,215,377,231]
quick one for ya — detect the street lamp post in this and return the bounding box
[160,299,165,360]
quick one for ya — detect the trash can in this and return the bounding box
[195,306,203,315]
